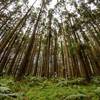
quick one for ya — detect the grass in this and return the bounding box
[0,76,100,100]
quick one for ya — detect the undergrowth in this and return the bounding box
[0,76,100,100]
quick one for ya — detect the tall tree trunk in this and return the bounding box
[15,3,43,80]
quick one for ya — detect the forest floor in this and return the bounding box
[0,76,100,100]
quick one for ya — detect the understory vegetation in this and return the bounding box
[0,0,100,81]
[0,0,100,100]
[0,76,100,100]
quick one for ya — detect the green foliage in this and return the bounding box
[0,77,23,100]
[91,76,100,84]
[94,87,100,97]
[67,77,86,85]
[65,94,89,100]
[0,86,11,93]
[1,76,100,100]
[56,77,85,87]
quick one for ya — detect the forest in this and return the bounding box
[0,0,100,99]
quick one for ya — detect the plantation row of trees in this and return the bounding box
[0,0,100,81]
